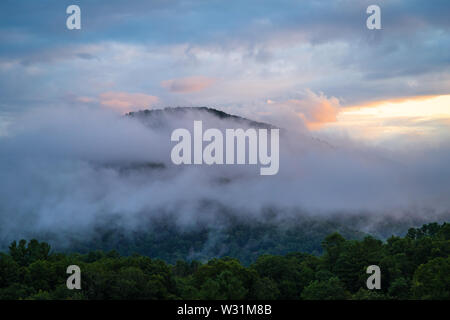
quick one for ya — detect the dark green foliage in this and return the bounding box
[301,277,351,300]
[412,257,450,299]
[0,222,448,300]
[8,239,50,267]
[58,217,367,265]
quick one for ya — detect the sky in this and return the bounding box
[0,0,449,145]
[0,1,450,243]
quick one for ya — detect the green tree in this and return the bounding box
[9,239,50,266]
[322,233,346,270]
[352,288,387,300]
[388,277,410,299]
[301,277,350,300]
[412,257,450,299]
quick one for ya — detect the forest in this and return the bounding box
[0,222,448,300]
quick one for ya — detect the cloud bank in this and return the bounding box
[0,105,449,246]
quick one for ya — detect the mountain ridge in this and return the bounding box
[126,106,277,130]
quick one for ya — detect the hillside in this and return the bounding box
[126,107,276,130]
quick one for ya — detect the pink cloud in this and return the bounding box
[287,93,339,129]
[99,92,159,112]
[262,90,340,130]
[161,76,216,93]
[77,96,96,103]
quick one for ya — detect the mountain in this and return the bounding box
[126,106,276,130]
[7,106,446,264]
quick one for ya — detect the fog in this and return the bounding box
[0,105,449,246]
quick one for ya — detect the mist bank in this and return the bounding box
[0,106,449,247]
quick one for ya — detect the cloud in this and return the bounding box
[161,76,216,93]
[285,92,340,130]
[77,96,97,103]
[318,95,450,145]
[252,90,340,131]
[99,91,159,112]
[2,1,450,114]
[76,53,98,61]
[0,0,449,250]
[1,105,450,246]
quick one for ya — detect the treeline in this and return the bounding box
[0,222,449,300]
[65,217,367,265]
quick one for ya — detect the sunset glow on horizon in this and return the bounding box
[319,95,450,142]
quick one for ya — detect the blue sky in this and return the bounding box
[0,0,449,142]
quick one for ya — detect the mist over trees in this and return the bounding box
[1,107,450,251]
[1,108,449,300]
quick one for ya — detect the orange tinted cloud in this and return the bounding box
[268,90,340,130]
[321,95,450,141]
[343,94,437,110]
[77,96,96,103]
[99,92,159,112]
[161,76,215,93]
